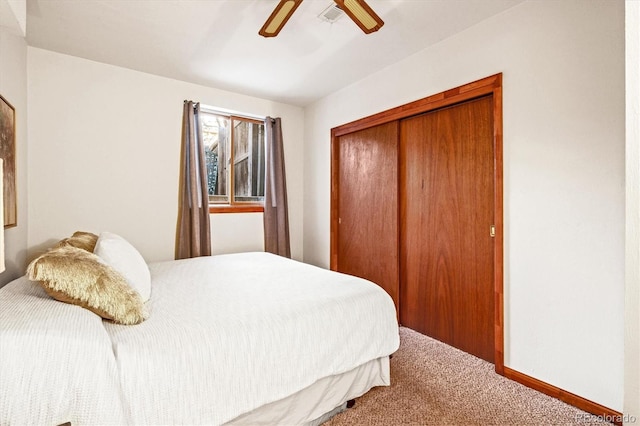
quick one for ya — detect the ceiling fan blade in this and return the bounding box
[259,0,303,37]
[334,0,384,34]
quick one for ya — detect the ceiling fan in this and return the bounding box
[259,0,384,37]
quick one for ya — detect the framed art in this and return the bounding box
[0,94,16,228]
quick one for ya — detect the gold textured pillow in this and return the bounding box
[27,245,148,325]
[56,231,99,253]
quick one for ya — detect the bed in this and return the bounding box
[0,249,399,425]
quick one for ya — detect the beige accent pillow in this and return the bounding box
[56,231,99,253]
[27,245,148,325]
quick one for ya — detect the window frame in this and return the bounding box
[200,108,266,214]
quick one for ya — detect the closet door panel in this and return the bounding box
[400,96,495,362]
[336,121,399,312]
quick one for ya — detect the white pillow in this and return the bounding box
[94,232,151,302]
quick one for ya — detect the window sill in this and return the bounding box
[209,204,264,214]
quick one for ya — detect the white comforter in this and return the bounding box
[0,277,128,425]
[0,252,399,425]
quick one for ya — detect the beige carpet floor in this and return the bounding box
[326,327,612,426]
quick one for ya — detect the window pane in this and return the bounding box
[202,113,230,203]
[233,120,265,203]
[201,110,265,207]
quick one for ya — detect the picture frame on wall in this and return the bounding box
[0,94,16,229]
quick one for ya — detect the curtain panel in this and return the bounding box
[175,101,211,259]
[263,117,291,258]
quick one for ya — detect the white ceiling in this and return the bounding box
[25,0,524,106]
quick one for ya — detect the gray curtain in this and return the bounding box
[176,101,211,259]
[263,117,291,258]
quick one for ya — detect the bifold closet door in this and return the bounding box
[399,96,495,363]
[335,121,399,312]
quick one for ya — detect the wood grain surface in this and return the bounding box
[399,96,495,362]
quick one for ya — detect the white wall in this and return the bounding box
[303,0,625,411]
[211,213,264,256]
[6,0,25,36]
[27,48,304,263]
[0,1,28,286]
[625,1,640,423]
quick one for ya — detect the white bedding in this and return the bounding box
[104,252,399,425]
[0,277,128,425]
[0,252,399,425]
[229,356,390,425]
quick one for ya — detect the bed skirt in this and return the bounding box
[226,356,390,425]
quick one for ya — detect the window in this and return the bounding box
[201,110,265,212]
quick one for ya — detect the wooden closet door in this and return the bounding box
[335,121,399,312]
[400,96,495,362]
